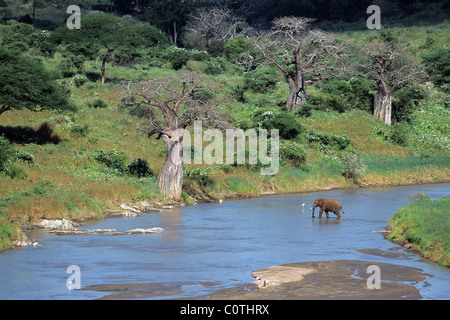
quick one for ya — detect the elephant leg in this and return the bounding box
[336,211,341,219]
[325,210,329,219]
[319,208,324,218]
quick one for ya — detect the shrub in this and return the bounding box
[223,35,250,62]
[320,77,373,112]
[88,98,108,109]
[92,149,127,172]
[243,66,278,93]
[297,103,314,118]
[348,77,373,111]
[339,152,366,183]
[322,78,352,97]
[307,91,346,113]
[204,58,226,75]
[58,57,75,77]
[15,150,34,164]
[389,122,410,146]
[0,135,15,172]
[1,161,25,179]
[254,109,305,140]
[70,124,90,138]
[0,136,27,179]
[307,130,351,150]
[163,46,191,70]
[73,74,88,87]
[184,167,213,187]
[392,86,426,123]
[279,140,307,167]
[422,47,450,90]
[192,87,214,102]
[127,158,154,178]
[307,131,331,145]
[330,135,351,150]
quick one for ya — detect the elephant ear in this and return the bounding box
[319,198,324,206]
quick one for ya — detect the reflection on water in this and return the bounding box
[0,183,449,299]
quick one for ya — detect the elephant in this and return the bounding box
[312,198,344,219]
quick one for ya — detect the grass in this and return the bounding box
[387,196,450,267]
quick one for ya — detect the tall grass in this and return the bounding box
[388,196,450,267]
[364,153,450,174]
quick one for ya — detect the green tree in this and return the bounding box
[144,0,199,45]
[0,48,73,116]
[223,35,250,62]
[422,47,450,93]
[52,13,167,85]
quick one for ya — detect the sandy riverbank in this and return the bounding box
[205,260,431,300]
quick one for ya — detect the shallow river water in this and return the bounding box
[0,183,449,299]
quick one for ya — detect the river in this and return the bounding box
[0,183,449,299]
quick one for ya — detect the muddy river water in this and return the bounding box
[0,183,449,299]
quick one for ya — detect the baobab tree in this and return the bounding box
[361,41,424,125]
[185,7,250,49]
[123,75,229,201]
[246,16,348,110]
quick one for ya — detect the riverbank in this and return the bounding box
[1,166,449,253]
[387,196,450,267]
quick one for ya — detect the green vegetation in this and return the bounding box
[388,195,450,267]
[0,1,449,251]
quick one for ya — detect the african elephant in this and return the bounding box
[312,198,344,219]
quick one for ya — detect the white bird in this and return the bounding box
[301,202,305,208]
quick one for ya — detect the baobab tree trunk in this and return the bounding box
[373,82,393,125]
[286,77,307,110]
[156,128,185,201]
[100,48,115,86]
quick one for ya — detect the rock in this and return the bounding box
[91,229,118,233]
[105,210,139,218]
[49,228,119,235]
[139,207,170,213]
[34,219,79,231]
[13,235,40,248]
[120,204,140,213]
[126,227,164,234]
[49,227,164,236]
